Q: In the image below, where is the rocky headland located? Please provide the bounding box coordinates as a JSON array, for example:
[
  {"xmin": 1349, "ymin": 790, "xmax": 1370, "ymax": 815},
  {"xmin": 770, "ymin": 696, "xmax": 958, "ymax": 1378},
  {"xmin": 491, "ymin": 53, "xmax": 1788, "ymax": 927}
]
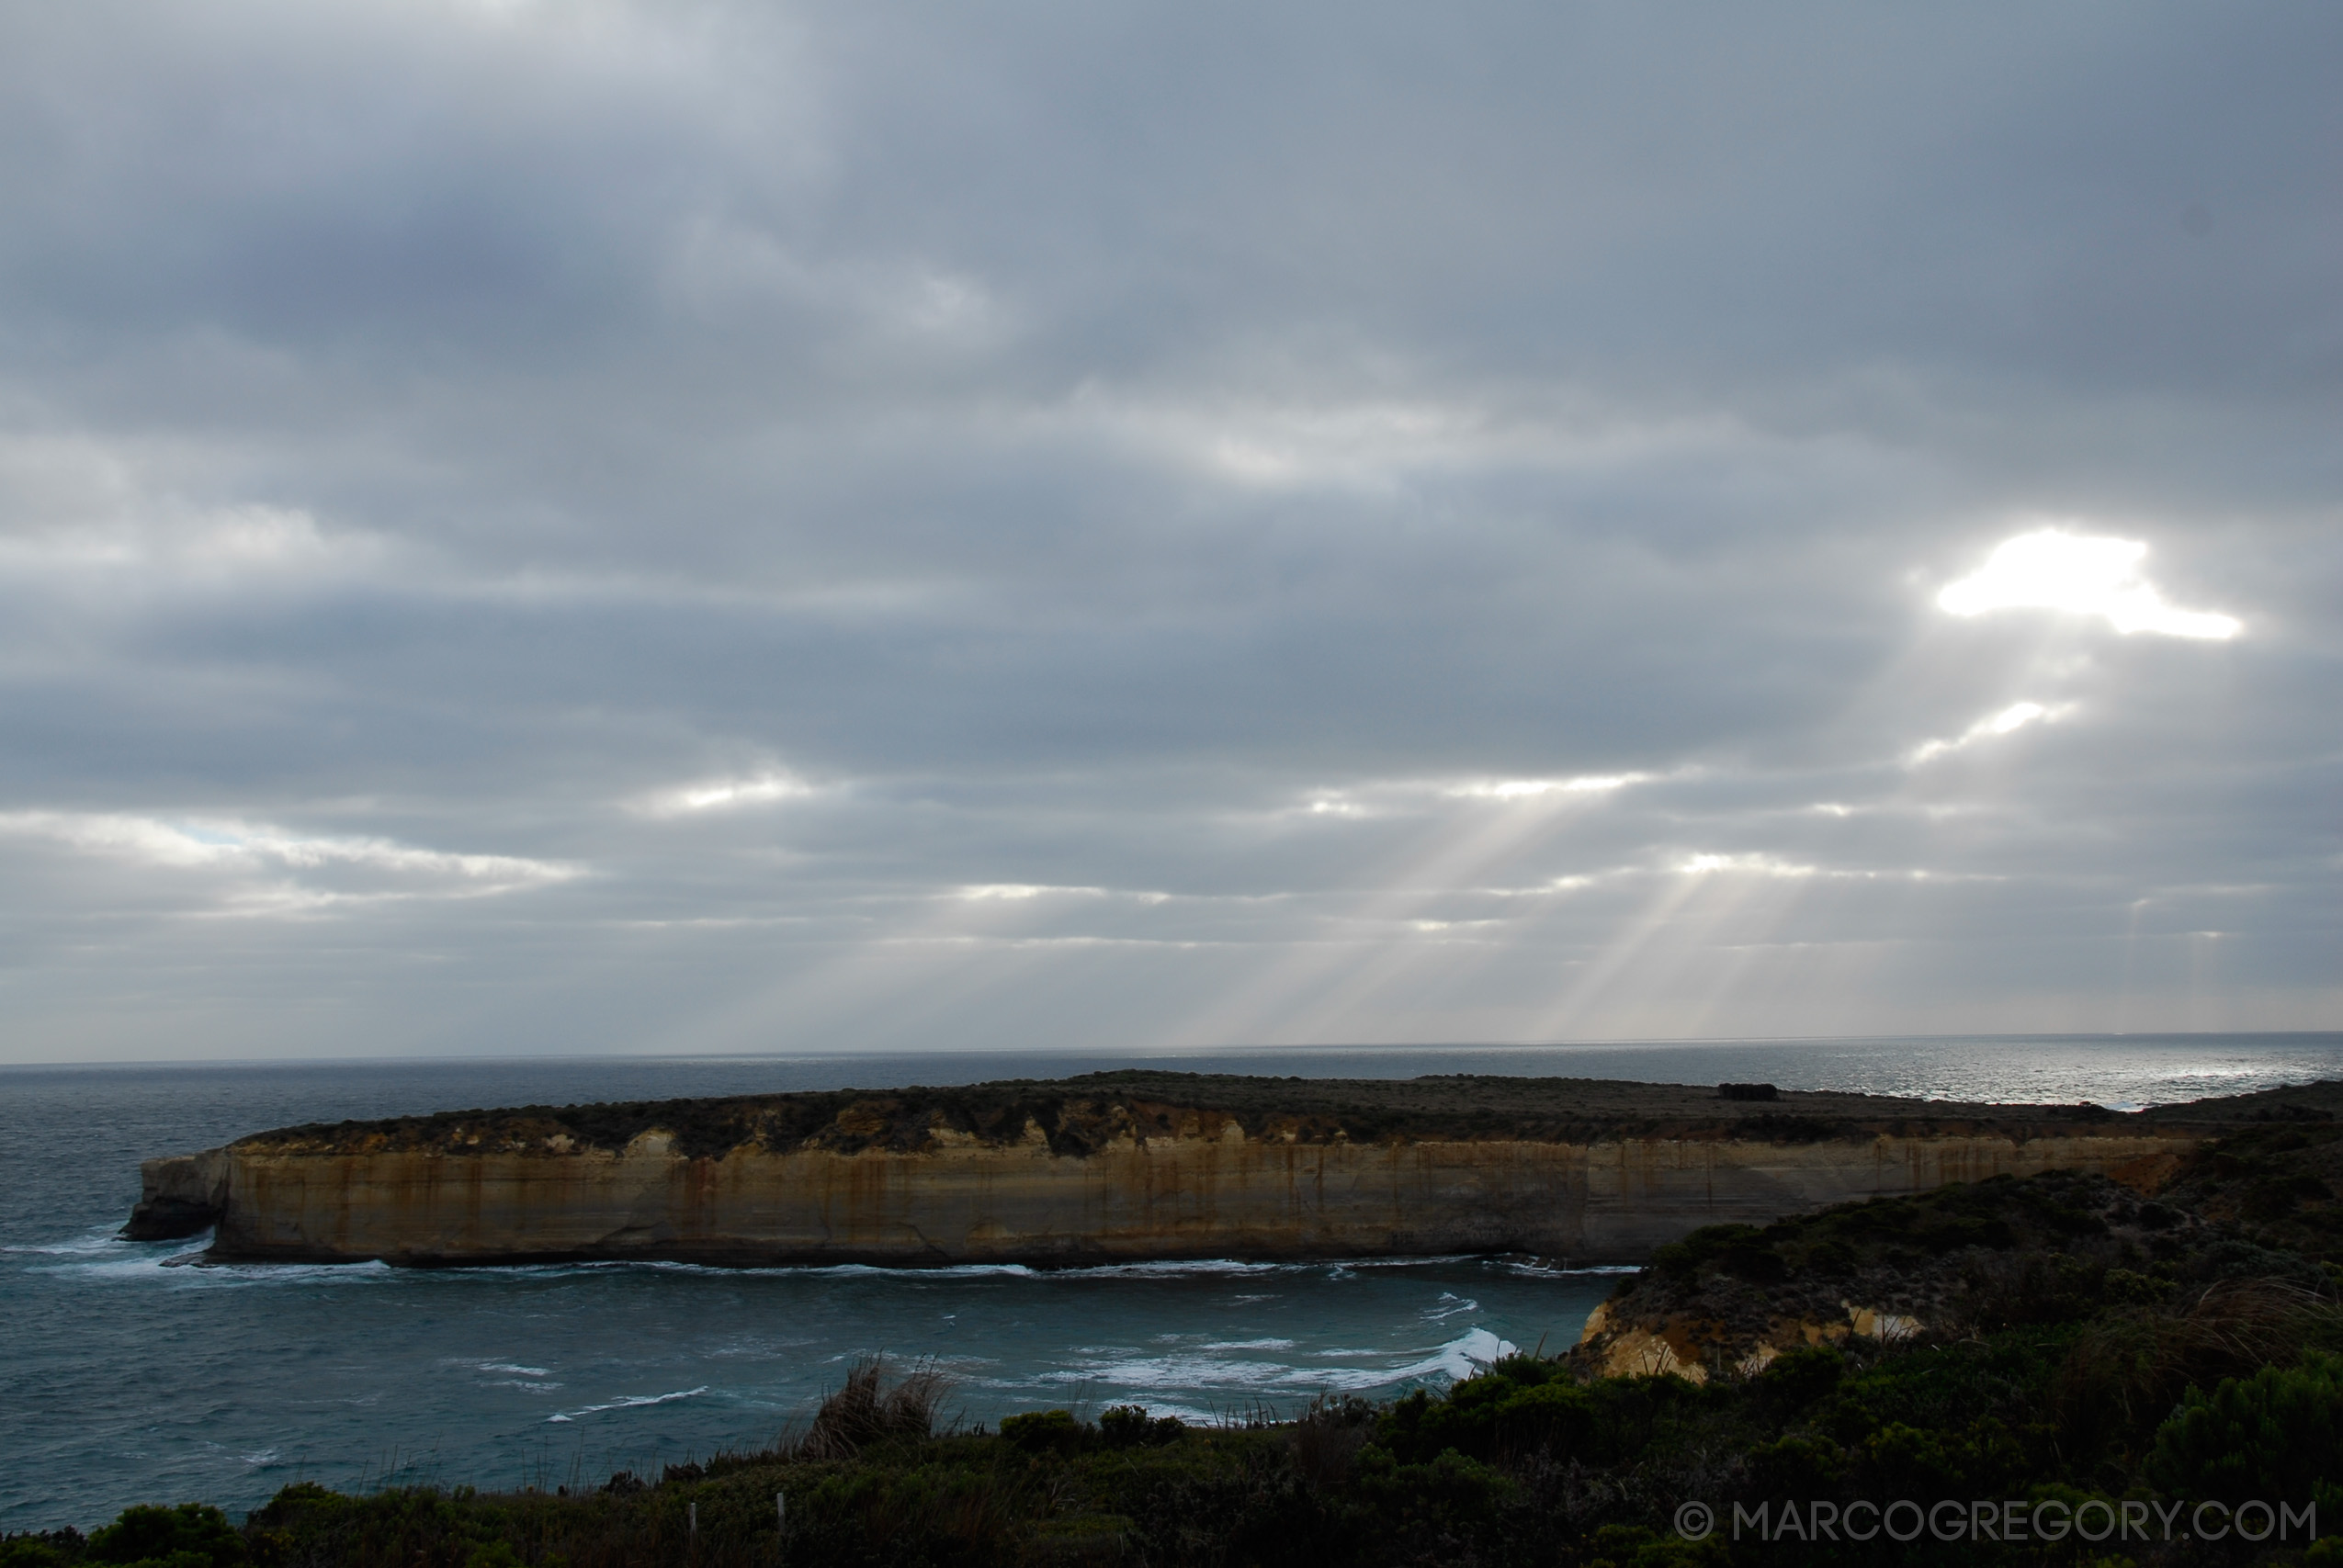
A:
[
  {"xmin": 1575, "ymin": 1077, "xmax": 2343, "ymax": 1380},
  {"xmin": 66, "ymin": 1077, "xmax": 2343, "ymax": 1566},
  {"xmin": 120, "ymin": 1069, "xmax": 2242, "ymax": 1268}
]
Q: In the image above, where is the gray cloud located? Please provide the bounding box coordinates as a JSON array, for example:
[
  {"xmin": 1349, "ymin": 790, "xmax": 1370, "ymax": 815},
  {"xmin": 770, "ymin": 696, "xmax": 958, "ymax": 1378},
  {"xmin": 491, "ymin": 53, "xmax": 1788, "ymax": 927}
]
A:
[{"xmin": 0, "ymin": 0, "xmax": 2336, "ymax": 1061}]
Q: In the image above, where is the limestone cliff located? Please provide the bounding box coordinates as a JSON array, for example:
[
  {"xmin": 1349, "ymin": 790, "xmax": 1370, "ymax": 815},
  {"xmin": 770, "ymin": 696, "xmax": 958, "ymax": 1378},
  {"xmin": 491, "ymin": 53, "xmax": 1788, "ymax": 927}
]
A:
[
  {"xmin": 120, "ymin": 1148, "xmax": 230, "ymax": 1241},
  {"xmin": 122, "ymin": 1070, "xmax": 2219, "ymax": 1267}
]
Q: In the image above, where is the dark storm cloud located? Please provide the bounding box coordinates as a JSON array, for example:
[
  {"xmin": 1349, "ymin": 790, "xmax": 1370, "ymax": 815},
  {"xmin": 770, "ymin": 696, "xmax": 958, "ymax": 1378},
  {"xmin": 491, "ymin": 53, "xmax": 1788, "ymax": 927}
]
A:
[{"xmin": 0, "ymin": 0, "xmax": 2335, "ymax": 1060}]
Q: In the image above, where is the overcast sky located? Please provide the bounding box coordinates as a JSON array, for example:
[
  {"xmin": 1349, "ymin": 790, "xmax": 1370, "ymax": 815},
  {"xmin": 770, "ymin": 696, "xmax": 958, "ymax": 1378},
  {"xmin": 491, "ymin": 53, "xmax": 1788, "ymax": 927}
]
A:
[{"xmin": 0, "ymin": 1, "xmax": 2336, "ymax": 1063}]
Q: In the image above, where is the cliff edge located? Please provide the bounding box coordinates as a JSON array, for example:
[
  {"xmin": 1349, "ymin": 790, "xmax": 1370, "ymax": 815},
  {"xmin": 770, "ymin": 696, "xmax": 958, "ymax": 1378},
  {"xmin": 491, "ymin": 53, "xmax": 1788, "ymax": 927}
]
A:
[{"xmin": 122, "ymin": 1069, "xmax": 2277, "ymax": 1268}]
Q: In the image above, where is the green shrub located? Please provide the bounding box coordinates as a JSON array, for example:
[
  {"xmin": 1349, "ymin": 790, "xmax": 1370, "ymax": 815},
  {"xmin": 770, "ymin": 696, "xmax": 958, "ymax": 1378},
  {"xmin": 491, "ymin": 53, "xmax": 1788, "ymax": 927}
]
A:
[
  {"xmin": 2099, "ymin": 1268, "xmax": 2170, "ymax": 1305},
  {"xmin": 1755, "ymin": 1345, "xmax": 1845, "ymax": 1414},
  {"xmin": 2146, "ymin": 1349, "xmax": 2343, "ymax": 1506},
  {"xmin": 1649, "ymin": 1224, "xmax": 1767, "ymax": 1280},
  {"xmin": 1855, "ymin": 1416, "xmax": 2029, "ymax": 1498},
  {"xmin": 1744, "ymin": 1432, "xmax": 1845, "ymax": 1496},
  {"xmin": 1352, "ymin": 1445, "xmax": 1518, "ymax": 1524},
  {"xmin": 85, "ymin": 1505, "xmax": 244, "ymax": 1568},
  {"xmin": 1373, "ymin": 1364, "xmax": 1596, "ymax": 1464},
  {"xmin": 1096, "ymin": 1404, "xmax": 1183, "ymax": 1448},
  {"xmin": 999, "ymin": 1408, "xmax": 1084, "ymax": 1453},
  {"xmin": 0, "ymin": 1540, "xmax": 74, "ymax": 1568},
  {"xmin": 1585, "ymin": 1523, "xmax": 1726, "ymax": 1568}
]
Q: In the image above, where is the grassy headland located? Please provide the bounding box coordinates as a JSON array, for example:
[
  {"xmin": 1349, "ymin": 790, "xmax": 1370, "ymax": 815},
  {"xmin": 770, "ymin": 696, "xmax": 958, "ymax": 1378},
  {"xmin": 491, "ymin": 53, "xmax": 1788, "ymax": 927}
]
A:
[{"xmin": 223, "ymin": 1068, "xmax": 2216, "ymax": 1159}]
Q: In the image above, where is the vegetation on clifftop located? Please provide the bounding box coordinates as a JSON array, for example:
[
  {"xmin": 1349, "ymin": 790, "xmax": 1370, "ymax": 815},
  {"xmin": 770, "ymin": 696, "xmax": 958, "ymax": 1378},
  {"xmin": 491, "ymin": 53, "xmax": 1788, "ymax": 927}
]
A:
[{"xmin": 225, "ymin": 1070, "xmax": 2233, "ymax": 1160}]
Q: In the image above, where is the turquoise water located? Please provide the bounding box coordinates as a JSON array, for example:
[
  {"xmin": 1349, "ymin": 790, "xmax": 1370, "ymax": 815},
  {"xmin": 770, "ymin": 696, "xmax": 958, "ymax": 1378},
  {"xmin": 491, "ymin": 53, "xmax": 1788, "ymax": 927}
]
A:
[{"xmin": 6, "ymin": 1036, "xmax": 2340, "ymax": 1530}]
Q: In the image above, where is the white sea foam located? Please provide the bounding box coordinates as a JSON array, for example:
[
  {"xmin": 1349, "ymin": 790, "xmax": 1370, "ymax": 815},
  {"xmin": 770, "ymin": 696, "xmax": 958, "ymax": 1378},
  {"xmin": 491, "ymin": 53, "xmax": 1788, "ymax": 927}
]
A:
[
  {"xmin": 1046, "ymin": 1355, "xmax": 1293, "ymax": 1390},
  {"xmin": 6, "ymin": 1226, "xmax": 144, "ymax": 1258},
  {"xmin": 1423, "ymin": 1327, "xmax": 1515, "ymax": 1380},
  {"xmin": 770, "ymin": 1261, "xmax": 1042, "ymax": 1280},
  {"xmin": 1132, "ymin": 1404, "xmax": 1219, "ymax": 1425},
  {"xmin": 1305, "ymin": 1327, "xmax": 1519, "ymax": 1391},
  {"xmin": 1490, "ymin": 1259, "xmax": 1640, "ymax": 1278},
  {"xmin": 32, "ymin": 1246, "xmax": 395, "ymax": 1287},
  {"xmin": 1043, "ymin": 1326, "xmax": 1517, "ymax": 1396},
  {"xmin": 1063, "ymin": 1258, "xmax": 1289, "ymax": 1278},
  {"xmin": 43, "ymin": 1250, "xmax": 213, "ymax": 1282},
  {"xmin": 35, "ymin": 1246, "xmax": 1588, "ymax": 1287},
  {"xmin": 482, "ymin": 1258, "xmax": 1047, "ymax": 1281},
  {"xmin": 154, "ymin": 1260, "xmax": 397, "ymax": 1288},
  {"xmin": 549, "ymin": 1386, "xmax": 709, "ymax": 1422}
]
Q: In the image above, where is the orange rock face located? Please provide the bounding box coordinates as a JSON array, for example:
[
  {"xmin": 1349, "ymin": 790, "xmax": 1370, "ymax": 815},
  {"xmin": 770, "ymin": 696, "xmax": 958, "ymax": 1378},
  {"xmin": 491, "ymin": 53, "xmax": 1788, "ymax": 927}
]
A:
[{"xmin": 159, "ymin": 1125, "xmax": 2193, "ymax": 1267}]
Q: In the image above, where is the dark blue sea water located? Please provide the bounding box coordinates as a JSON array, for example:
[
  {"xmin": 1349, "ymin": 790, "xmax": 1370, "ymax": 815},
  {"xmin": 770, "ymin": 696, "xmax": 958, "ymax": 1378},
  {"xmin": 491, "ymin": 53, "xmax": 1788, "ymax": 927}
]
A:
[{"xmin": 6, "ymin": 1035, "xmax": 2341, "ymax": 1532}]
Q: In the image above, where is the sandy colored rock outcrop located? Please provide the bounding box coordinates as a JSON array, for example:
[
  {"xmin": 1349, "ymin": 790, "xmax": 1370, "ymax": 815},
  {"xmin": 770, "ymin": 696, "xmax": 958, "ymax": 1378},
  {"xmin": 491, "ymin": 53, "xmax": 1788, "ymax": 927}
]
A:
[{"xmin": 1576, "ymin": 1297, "xmax": 1925, "ymax": 1383}]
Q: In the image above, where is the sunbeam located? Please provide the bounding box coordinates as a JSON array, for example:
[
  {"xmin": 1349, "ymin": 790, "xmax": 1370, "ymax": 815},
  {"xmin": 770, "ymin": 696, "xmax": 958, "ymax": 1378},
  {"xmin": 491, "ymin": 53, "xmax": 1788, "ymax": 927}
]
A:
[{"xmin": 1163, "ymin": 781, "xmax": 1645, "ymax": 1048}]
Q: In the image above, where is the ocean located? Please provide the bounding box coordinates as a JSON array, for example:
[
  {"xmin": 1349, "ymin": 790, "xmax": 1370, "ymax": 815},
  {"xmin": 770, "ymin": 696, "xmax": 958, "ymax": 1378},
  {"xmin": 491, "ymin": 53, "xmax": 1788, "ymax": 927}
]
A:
[{"xmin": 6, "ymin": 1034, "xmax": 2341, "ymax": 1532}]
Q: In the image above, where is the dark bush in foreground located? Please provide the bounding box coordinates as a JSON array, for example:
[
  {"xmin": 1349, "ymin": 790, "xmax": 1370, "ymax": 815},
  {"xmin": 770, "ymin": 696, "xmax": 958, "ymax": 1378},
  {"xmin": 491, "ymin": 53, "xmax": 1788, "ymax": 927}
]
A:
[
  {"xmin": 85, "ymin": 1505, "xmax": 244, "ymax": 1568},
  {"xmin": 2148, "ymin": 1349, "xmax": 2343, "ymax": 1508}
]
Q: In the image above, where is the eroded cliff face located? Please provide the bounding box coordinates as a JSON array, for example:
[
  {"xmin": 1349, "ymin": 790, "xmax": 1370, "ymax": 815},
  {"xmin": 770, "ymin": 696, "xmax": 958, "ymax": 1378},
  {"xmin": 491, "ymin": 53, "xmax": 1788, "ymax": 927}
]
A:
[
  {"xmin": 120, "ymin": 1073, "xmax": 2229, "ymax": 1267},
  {"xmin": 121, "ymin": 1149, "xmax": 231, "ymax": 1240},
  {"xmin": 166, "ymin": 1121, "xmax": 2187, "ymax": 1267}
]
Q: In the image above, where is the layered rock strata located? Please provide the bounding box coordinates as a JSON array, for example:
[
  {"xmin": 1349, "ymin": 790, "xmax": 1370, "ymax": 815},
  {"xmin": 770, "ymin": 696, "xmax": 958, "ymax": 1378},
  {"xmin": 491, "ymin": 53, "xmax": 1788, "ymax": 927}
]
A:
[{"xmin": 124, "ymin": 1071, "xmax": 2204, "ymax": 1268}]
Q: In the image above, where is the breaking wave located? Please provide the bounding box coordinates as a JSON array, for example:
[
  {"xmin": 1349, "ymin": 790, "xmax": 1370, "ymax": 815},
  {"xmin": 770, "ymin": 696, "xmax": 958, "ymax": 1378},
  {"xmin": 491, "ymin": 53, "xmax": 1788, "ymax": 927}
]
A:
[{"xmin": 548, "ymin": 1387, "xmax": 709, "ymax": 1423}]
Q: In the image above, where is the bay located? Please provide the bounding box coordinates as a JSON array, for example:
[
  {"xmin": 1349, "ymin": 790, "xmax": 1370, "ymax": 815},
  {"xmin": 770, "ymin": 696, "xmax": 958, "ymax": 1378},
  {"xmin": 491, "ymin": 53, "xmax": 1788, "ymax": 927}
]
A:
[{"xmin": 5, "ymin": 1034, "xmax": 2339, "ymax": 1531}]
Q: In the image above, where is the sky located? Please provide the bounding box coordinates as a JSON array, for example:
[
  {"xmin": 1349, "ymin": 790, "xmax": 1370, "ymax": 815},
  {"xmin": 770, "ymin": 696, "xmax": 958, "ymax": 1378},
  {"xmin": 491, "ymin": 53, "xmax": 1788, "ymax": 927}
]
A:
[{"xmin": 0, "ymin": 1, "xmax": 2337, "ymax": 1063}]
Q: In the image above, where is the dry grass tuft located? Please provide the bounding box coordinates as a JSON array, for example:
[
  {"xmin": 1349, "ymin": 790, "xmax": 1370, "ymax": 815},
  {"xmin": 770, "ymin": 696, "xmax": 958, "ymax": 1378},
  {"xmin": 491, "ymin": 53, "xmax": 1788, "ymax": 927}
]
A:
[
  {"xmin": 1288, "ymin": 1393, "xmax": 1376, "ymax": 1490},
  {"xmin": 2055, "ymin": 1277, "xmax": 2341, "ymax": 1450},
  {"xmin": 795, "ymin": 1355, "xmax": 955, "ymax": 1461}
]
